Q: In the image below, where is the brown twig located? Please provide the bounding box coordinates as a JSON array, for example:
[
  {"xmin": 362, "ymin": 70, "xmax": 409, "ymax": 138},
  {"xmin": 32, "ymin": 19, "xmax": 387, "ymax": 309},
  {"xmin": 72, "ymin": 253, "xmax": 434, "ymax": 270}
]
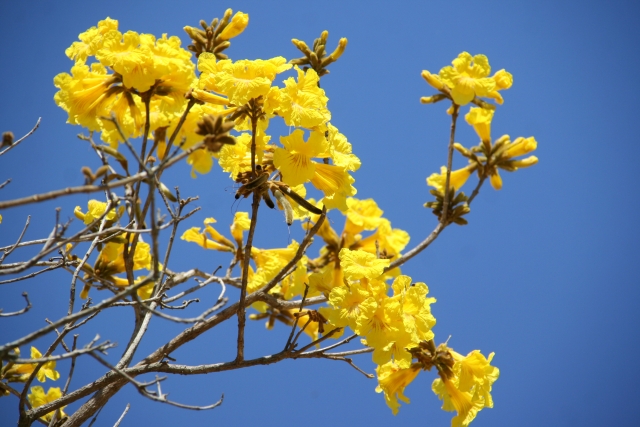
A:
[
  {"xmin": 0, "ymin": 292, "xmax": 32, "ymax": 317},
  {"xmin": 0, "ymin": 117, "xmax": 41, "ymax": 158}
]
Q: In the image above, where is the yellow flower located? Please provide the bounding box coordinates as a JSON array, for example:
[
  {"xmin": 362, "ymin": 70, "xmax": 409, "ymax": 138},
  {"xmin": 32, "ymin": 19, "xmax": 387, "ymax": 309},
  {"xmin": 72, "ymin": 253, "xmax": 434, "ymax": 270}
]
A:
[
  {"xmin": 465, "ymin": 107, "xmax": 494, "ymax": 143},
  {"xmin": 274, "ymin": 130, "xmax": 357, "ymax": 212},
  {"xmin": 375, "ymin": 362, "xmax": 421, "ymax": 415},
  {"xmin": 86, "ymin": 237, "xmax": 154, "ymax": 298},
  {"xmin": 199, "ymin": 56, "xmax": 291, "ymax": 106},
  {"xmin": 248, "ymin": 241, "xmax": 302, "ymax": 294},
  {"xmin": 439, "ymin": 52, "xmax": 500, "ymax": 106},
  {"xmin": 275, "ymin": 130, "xmax": 329, "ymax": 186},
  {"xmin": 110, "ymin": 276, "xmax": 155, "ymax": 300},
  {"xmin": 74, "ymin": 200, "xmax": 120, "ymax": 225},
  {"xmin": 27, "ymin": 386, "xmax": 67, "ymax": 422},
  {"xmin": 326, "ymin": 280, "xmax": 377, "ymax": 331},
  {"xmin": 432, "ymin": 347, "xmax": 499, "ymax": 427},
  {"xmin": 55, "ymin": 20, "xmax": 196, "ymax": 145},
  {"xmin": 487, "ymin": 69, "xmax": 513, "ymax": 104},
  {"xmin": 219, "ymin": 11, "xmax": 249, "ymax": 40},
  {"xmin": 344, "ymin": 197, "xmax": 384, "ymax": 235},
  {"xmin": 490, "ymin": 135, "xmax": 538, "ymax": 190},
  {"xmin": 433, "ymin": 378, "xmax": 483, "ymax": 427},
  {"xmin": 4, "ymin": 347, "xmax": 60, "ymax": 383},
  {"xmin": 421, "ymin": 70, "xmax": 445, "ymax": 91},
  {"xmin": 339, "ymin": 248, "xmax": 390, "ymax": 281},
  {"xmin": 391, "ymin": 277, "xmax": 436, "ymax": 343},
  {"xmin": 65, "ymin": 17, "xmax": 118, "ymax": 64},
  {"xmin": 326, "ymin": 123, "xmax": 361, "ymax": 172},
  {"xmin": 181, "ymin": 228, "xmax": 233, "ymax": 252},
  {"xmin": 427, "ymin": 165, "xmax": 476, "ymax": 193},
  {"xmin": 356, "ymin": 218, "xmax": 410, "ymax": 260},
  {"xmin": 276, "ymin": 66, "xmax": 331, "ymax": 129},
  {"xmin": 230, "ymin": 212, "xmax": 251, "ymax": 246}
]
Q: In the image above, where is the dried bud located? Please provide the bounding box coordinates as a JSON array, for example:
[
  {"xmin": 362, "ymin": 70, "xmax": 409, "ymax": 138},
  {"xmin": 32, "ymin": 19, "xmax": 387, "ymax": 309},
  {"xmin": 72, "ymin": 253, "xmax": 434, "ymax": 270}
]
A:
[{"xmin": 1, "ymin": 131, "xmax": 13, "ymax": 148}]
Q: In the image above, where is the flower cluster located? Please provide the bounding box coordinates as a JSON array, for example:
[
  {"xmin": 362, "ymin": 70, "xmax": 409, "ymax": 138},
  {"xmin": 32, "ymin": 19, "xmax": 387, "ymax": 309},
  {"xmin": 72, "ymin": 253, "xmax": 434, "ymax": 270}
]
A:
[
  {"xmin": 422, "ymin": 52, "xmax": 538, "ymax": 225},
  {"xmin": 45, "ymin": 14, "xmax": 520, "ymax": 426},
  {"xmin": 1, "ymin": 347, "xmax": 66, "ymax": 422},
  {"xmin": 54, "ymin": 18, "xmax": 197, "ymax": 147}
]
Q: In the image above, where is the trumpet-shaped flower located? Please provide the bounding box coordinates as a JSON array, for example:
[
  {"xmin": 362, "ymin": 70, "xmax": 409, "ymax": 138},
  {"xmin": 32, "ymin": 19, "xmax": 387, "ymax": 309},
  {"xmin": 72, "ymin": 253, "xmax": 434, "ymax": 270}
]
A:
[
  {"xmin": 274, "ymin": 130, "xmax": 356, "ymax": 211},
  {"xmin": 465, "ymin": 107, "xmax": 494, "ymax": 143},
  {"xmin": 27, "ymin": 386, "xmax": 67, "ymax": 422},
  {"xmin": 339, "ymin": 248, "xmax": 390, "ymax": 281},
  {"xmin": 219, "ymin": 11, "xmax": 249, "ymax": 40},
  {"xmin": 276, "ymin": 66, "xmax": 330, "ymax": 129},
  {"xmin": 326, "ymin": 123, "xmax": 361, "ymax": 172},
  {"xmin": 375, "ymin": 362, "xmax": 421, "ymax": 415},
  {"xmin": 427, "ymin": 165, "xmax": 476, "ymax": 193},
  {"xmin": 65, "ymin": 17, "xmax": 118, "ymax": 64},
  {"xmin": 74, "ymin": 200, "xmax": 120, "ymax": 225},
  {"xmin": 433, "ymin": 347, "xmax": 499, "ymax": 427},
  {"xmin": 4, "ymin": 347, "xmax": 60, "ymax": 383},
  {"xmin": 344, "ymin": 197, "xmax": 384, "ymax": 235},
  {"xmin": 439, "ymin": 52, "xmax": 506, "ymax": 106},
  {"xmin": 199, "ymin": 56, "xmax": 291, "ymax": 106}
]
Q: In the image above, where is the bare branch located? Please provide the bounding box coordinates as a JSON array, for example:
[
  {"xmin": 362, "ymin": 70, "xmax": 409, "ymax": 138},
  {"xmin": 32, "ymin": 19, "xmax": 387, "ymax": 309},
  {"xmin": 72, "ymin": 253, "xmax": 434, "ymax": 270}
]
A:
[
  {"xmin": 0, "ymin": 262, "xmax": 67, "ymax": 285},
  {"xmin": 0, "ymin": 140, "xmax": 205, "ymax": 211},
  {"xmin": 0, "ymin": 117, "xmax": 41, "ymax": 157},
  {"xmin": 0, "ymin": 277, "xmax": 155, "ymax": 356},
  {"xmin": 0, "ymin": 215, "xmax": 30, "ymax": 264},
  {"xmin": 9, "ymin": 341, "xmax": 115, "ymax": 364},
  {"xmin": 112, "ymin": 403, "xmax": 130, "ymax": 427},
  {"xmin": 0, "ymin": 292, "xmax": 32, "ymax": 317}
]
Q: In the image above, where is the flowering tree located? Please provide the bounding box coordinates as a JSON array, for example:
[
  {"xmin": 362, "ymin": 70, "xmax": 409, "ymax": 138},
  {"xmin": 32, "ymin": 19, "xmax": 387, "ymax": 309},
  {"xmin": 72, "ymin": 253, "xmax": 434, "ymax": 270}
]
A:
[{"xmin": 0, "ymin": 9, "xmax": 537, "ymax": 427}]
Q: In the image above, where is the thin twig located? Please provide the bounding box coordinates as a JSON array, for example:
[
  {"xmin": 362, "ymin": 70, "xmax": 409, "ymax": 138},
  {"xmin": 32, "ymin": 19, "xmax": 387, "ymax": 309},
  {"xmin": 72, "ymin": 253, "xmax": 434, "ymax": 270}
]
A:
[
  {"xmin": 9, "ymin": 341, "xmax": 115, "ymax": 364},
  {"xmin": 0, "ymin": 277, "xmax": 155, "ymax": 355},
  {"xmin": 0, "ymin": 292, "xmax": 32, "ymax": 317},
  {"xmin": 0, "ymin": 215, "xmax": 30, "ymax": 264},
  {"xmin": 0, "ymin": 117, "xmax": 41, "ymax": 157},
  {"xmin": 112, "ymin": 403, "xmax": 130, "ymax": 427},
  {"xmin": 235, "ymin": 192, "xmax": 260, "ymax": 362},
  {"xmin": 440, "ymin": 104, "xmax": 460, "ymax": 226}
]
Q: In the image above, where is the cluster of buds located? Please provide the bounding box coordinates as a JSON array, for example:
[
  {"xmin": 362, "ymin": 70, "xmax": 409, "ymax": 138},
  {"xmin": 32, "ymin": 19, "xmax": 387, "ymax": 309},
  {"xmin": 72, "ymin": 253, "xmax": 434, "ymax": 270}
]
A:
[
  {"xmin": 195, "ymin": 114, "xmax": 236, "ymax": 153},
  {"xmin": 234, "ymin": 166, "xmax": 322, "ymax": 225},
  {"xmin": 291, "ymin": 31, "xmax": 347, "ymax": 77},
  {"xmin": 408, "ymin": 340, "xmax": 456, "ymax": 378},
  {"xmin": 183, "ymin": 9, "xmax": 248, "ymax": 59},
  {"xmin": 424, "ymin": 188, "xmax": 471, "ymax": 225}
]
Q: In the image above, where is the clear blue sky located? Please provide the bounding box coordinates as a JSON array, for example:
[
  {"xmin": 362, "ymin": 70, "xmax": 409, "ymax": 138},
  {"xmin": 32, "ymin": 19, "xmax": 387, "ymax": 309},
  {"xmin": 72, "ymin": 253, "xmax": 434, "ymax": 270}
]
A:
[{"xmin": 1, "ymin": 1, "xmax": 639, "ymax": 426}]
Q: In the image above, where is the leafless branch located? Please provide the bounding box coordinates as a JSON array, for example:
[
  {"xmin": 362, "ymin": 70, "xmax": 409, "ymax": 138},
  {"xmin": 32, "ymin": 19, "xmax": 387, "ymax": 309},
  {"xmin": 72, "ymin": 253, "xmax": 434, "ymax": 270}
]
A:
[
  {"xmin": 0, "ymin": 215, "xmax": 30, "ymax": 264},
  {"xmin": 9, "ymin": 340, "xmax": 115, "ymax": 364},
  {"xmin": 0, "ymin": 117, "xmax": 41, "ymax": 157},
  {"xmin": 112, "ymin": 403, "xmax": 130, "ymax": 427},
  {"xmin": 0, "ymin": 277, "xmax": 155, "ymax": 356},
  {"xmin": 0, "ymin": 292, "xmax": 32, "ymax": 317}
]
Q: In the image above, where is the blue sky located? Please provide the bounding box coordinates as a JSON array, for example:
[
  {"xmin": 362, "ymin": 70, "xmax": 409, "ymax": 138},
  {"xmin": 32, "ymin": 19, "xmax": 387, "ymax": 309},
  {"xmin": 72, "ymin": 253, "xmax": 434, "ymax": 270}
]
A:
[{"xmin": 1, "ymin": 1, "xmax": 639, "ymax": 426}]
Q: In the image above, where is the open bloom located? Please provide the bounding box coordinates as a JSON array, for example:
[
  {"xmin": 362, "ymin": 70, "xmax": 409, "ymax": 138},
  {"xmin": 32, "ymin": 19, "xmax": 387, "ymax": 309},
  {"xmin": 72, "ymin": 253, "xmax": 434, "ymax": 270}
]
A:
[
  {"xmin": 438, "ymin": 52, "xmax": 512, "ymax": 106},
  {"xmin": 3, "ymin": 347, "xmax": 60, "ymax": 383},
  {"xmin": 274, "ymin": 129, "xmax": 356, "ymax": 211},
  {"xmin": 432, "ymin": 347, "xmax": 499, "ymax": 427},
  {"xmin": 376, "ymin": 362, "xmax": 421, "ymax": 415},
  {"xmin": 27, "ymin": 386, "xmax": 67, "ymax": 422}
]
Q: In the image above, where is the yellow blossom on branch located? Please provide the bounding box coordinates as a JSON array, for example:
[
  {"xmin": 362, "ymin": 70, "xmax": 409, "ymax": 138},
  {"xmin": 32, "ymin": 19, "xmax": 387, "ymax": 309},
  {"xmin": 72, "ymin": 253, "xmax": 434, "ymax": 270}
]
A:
[
  {"xmin": 432, "ymin": 347, "xmax": 499, "ymax": 427},
  {"xmin": 375, "ymin": 362, "xmax": 421, "ymax": 415},
  {"xmin": 437, "ymin": 52, "xmax": 513, "ymax": 106},
  {"xmin": 218, "ymin": 11, "xmax": 249, "ymax": 40},
  {"xmin": 27, "ymin": 386, "xmax": 67, "ymax": 422},
  {"xmin": 3, "ymin": 347, "xmax": 60, "ymax": 383}
]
